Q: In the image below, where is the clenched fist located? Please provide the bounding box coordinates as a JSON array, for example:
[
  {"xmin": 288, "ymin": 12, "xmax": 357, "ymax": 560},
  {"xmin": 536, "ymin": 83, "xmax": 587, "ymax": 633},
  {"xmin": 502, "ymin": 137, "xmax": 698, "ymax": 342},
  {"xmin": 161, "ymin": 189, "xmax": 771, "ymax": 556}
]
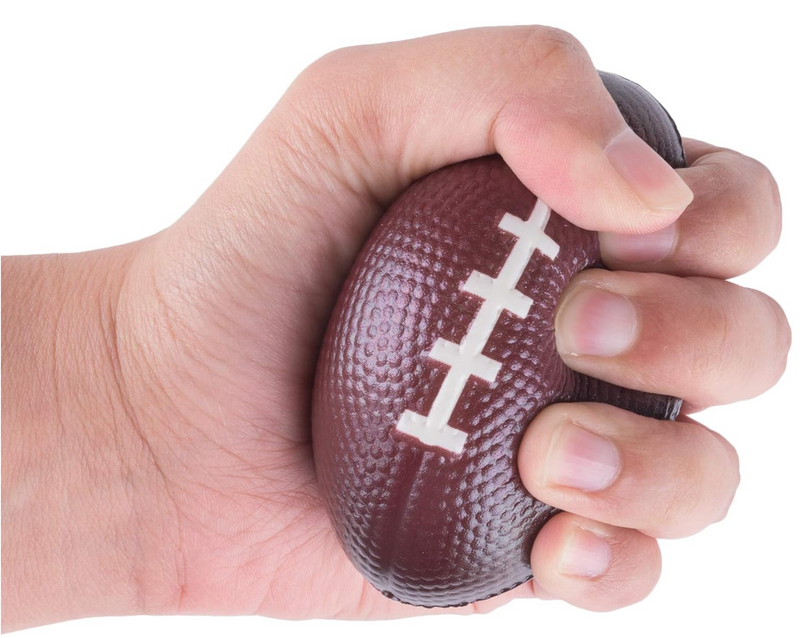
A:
[{"xmin": 1, "ymin": 26, "xmax": 789, "ymax": 631}]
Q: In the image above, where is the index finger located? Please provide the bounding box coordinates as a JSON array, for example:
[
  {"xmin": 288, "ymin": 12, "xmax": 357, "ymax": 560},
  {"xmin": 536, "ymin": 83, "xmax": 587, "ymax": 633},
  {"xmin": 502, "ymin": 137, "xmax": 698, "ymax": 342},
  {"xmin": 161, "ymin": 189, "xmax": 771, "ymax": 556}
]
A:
[{"xmin": 599, "ymin": 138, "xmax": 782, "ymax": 278}]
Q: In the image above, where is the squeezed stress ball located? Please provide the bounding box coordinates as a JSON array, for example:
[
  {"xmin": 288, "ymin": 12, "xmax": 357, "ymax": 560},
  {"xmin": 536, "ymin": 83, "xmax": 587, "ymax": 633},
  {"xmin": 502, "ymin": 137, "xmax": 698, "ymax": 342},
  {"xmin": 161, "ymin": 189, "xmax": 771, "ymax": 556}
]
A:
[{"xmin": 312, "ymin": 72, "xmax": 685, "ymax": 607}]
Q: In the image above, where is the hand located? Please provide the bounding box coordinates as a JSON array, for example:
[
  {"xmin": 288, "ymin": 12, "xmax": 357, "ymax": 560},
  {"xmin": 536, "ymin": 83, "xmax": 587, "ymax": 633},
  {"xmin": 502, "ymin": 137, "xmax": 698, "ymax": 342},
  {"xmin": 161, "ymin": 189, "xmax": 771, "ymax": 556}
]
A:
[{"xmin": 1, "ymin": 26, "xmax": 789, "ymax": 630}]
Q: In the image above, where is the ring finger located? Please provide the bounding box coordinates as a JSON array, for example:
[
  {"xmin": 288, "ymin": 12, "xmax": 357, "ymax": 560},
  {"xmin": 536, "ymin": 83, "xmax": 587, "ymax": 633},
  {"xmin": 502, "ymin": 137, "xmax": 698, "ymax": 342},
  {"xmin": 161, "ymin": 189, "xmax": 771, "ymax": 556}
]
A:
[{"xmin": 554, "ymin": 269, "xmax": 790, "ymax": 411}]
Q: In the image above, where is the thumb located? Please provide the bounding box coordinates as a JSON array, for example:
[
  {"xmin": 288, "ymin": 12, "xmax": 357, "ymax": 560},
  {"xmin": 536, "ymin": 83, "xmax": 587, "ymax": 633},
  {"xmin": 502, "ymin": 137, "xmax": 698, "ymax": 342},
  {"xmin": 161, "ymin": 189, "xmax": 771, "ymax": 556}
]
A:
[
  {"xmin": 160, "ymin": 26, "xmax": 694, "ymax": 328},
  {"xmin": 220, "ymin": 25, "xmax": 691, "ymax": 243}
]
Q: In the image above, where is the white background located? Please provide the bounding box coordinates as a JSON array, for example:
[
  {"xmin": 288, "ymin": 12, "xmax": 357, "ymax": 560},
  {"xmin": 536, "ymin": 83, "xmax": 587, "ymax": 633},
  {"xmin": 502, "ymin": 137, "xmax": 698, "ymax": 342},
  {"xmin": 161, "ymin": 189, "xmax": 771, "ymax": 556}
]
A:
[{"xmin": 2, "ymin": 0, "xmax": 798, "ymax": 636}]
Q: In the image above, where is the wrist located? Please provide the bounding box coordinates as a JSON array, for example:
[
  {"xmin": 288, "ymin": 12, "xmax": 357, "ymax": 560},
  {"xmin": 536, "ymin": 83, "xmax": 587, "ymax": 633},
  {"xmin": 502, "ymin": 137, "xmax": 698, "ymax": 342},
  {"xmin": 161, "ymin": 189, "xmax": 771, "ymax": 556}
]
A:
[{"xmin": 1, "ymin": 242, "xmax": 180, "ymax": 630}]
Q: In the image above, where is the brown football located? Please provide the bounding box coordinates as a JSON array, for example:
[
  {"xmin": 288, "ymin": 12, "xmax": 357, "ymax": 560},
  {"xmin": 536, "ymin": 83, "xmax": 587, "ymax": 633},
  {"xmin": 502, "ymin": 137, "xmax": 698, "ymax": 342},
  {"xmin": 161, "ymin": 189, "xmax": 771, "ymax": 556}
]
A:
[{"xmin": 312, "ymin": 72, "xmax": 685, "ymax": 607}]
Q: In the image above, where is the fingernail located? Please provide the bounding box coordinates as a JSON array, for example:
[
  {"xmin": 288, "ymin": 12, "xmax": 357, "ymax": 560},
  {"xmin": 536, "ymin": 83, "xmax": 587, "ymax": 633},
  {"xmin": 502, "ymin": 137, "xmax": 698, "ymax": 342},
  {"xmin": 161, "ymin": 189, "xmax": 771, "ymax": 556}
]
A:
[
  {"xmin": 556, "ymin": 286, "xmax": 638, "ymax": 357},
  {"xmin": 559, "ymin": 527, "xmax": 612, "ymax": 578},
  {"xmin": 545, "ymin": 422, "xmax": 620, "ymax": 491},
  {"xmin": 605, "ymin": 127, "xmax": 693, "ymax": 213},
  {"xmin": 599, "ymin": 223, "xmax": 677, "ymax": 263}
]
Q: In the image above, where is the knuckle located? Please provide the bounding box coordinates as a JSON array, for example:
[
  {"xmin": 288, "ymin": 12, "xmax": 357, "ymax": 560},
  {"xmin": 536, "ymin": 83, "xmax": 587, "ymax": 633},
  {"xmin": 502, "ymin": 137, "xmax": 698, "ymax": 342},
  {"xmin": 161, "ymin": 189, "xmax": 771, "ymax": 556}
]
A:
[
  {"xmin": 685, "ymin": 284, "xmax": 790, "ymax": 401},
  {"xmin": 747, "ymin": 158, "xmax": 783, "ymax": 255},
  {"xmin": 643, "ymin": 424, "xmax": 706, "ymax": 536},
  {"xmin": 700, "ymin": 426, "xmax": 741, "ymax": 523},
  {"xmin": 703, "ymin": 151, "xmax": 782, "ymax": 274},
  {"xmin": 273, "ymin": 46, "xmax": 388, "ymax": 200},
  {"xmin": 292, "ymin": 45, "xmax": 379, "ymax": 118},
  {"xmin": 753, "ymin": 158, "xmax": 782, "ymax": 209},
  {"xmin": 655, "ymin": 460, "xmax": 704, "ymax": 537},
  {"xmin": 513, "ymin": 26, "xmax": 590, "ymax": 77},
  {"xmin": 301, "ymin": 45, "xmax": 361, "ymax": 81},
  {"xmin": 762, "ymin": 292, "xmax": 792, "ymax": 381},
  {"xmin": 653, "ymin": 424, "xmax": 740, "ymax": 536},
  {"xmin": 717, "ymin": 447, "xmax": 741, "ymax": 523},
  {"xmin": 684, "ymin": 279, "xmax": 731, "ymax": 383}
]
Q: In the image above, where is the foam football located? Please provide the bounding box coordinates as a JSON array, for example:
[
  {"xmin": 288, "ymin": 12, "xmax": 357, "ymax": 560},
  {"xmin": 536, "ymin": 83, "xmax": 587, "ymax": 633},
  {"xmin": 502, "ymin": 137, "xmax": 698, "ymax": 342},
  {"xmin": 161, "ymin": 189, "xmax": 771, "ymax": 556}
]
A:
[{"xmin": 312, "ymin": 72, "xmax": 685, "ymax": 607}]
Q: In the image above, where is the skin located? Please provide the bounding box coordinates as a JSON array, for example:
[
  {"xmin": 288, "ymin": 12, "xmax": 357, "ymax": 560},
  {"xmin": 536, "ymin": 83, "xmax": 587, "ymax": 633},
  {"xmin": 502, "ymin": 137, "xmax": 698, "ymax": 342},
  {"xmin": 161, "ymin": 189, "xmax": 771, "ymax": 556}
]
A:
[{"xmin": 0, "ymin": 25, "xmax": 791, "ymax": 631}]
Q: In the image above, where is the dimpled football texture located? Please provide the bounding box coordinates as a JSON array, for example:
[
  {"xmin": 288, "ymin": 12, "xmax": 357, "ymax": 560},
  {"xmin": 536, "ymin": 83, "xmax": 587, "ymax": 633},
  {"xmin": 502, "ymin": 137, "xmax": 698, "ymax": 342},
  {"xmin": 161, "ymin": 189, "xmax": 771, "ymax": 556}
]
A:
[{"xmin": 312, "ymin": 72, "xmax": 685, "ymax": 607}]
